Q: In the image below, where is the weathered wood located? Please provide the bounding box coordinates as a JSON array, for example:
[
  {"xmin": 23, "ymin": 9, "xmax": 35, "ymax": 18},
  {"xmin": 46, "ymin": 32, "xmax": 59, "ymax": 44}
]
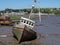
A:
[{"xmin": 12, "ymin": 26, "xmax": 37, "ymax": 43}]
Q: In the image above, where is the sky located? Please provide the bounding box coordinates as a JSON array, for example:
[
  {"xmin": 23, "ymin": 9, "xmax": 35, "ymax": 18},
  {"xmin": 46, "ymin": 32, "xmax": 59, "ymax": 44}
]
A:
[{"xmin": 0, "ymin": 0, "xmax": 60, "ymax": 10}]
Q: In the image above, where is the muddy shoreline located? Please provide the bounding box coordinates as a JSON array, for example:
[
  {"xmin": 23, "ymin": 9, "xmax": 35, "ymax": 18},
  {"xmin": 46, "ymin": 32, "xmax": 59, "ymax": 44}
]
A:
[{"xmin": 0, "ymin": 15, "xmax": 60, "ymax": 45}]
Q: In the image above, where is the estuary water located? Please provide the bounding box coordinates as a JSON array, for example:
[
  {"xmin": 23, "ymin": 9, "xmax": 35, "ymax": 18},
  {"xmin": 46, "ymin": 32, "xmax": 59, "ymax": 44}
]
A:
[
  {"xmin": 34, "ymin": 15, "xmax": 60, "ymax": 45},
  {"xmin": 0, "ymin": 15, "xmax": 60, "ymax": 45}
]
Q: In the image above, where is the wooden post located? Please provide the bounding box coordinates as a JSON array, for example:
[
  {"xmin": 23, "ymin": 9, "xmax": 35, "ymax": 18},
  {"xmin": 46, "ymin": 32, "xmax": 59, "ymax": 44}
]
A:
[{"xmin": 38, "ymin": 8, "xmax": 41, "ymax": 23}]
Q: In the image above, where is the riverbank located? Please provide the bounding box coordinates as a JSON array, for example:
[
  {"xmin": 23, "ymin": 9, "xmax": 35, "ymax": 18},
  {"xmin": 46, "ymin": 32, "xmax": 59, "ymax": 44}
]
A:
[{"xmin": 0, "ymin": 15, "xmax": 60, "ymax": 45}]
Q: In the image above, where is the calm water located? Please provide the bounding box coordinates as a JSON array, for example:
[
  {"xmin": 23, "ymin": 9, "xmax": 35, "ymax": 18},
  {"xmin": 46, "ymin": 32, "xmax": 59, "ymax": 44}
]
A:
[{"xmin": 0, "ymin": 15, "xmax": 60, "ymax": 45}]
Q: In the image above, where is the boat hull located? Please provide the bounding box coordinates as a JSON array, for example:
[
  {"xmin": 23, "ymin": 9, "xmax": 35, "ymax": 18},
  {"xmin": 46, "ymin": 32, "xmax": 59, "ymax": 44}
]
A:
[{"xmin": 12, "ymin": 26, "xmax": 37, "ymax": 43}]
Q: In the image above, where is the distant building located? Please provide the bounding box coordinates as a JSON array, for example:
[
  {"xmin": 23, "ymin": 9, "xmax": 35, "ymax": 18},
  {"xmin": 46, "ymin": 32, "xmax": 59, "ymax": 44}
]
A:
[
  {"xmin": 1, "ymin": 12, "xmax": 26, "ymax": 16},
  {"xmin": 57, "ymin": 8, "xmax": 60, "ymax": 10}
]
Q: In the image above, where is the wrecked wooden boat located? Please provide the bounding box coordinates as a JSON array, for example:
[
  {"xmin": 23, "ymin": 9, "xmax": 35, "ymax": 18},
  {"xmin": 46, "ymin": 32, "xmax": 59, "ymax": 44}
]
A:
[
  {"xmin": 12, "ymin": 0, "xmax": 40, "ymax": 43},
  {"xmin": 0, "ymin": 16, "xmax": 11, "ymax": 25},
  {"xmin": 12, "ymin": 17, "xmax": 37, "ymax": 43}
]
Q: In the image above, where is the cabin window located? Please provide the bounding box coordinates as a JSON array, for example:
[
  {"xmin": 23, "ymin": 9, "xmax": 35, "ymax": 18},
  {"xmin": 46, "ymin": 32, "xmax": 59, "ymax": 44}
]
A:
[
  {"xmin": 21, "ymin": 20, "xmax": 23, "ymax": 22},
  {"xmin": 31, "ymin": 23, "xmax": 34, "ymax": 26},
  {"xmin": 27, "ymin": 21, "xmax": 28, "ymax": 24},
  {"xmin": 29, "ymin": 22, "xmax": 31, "ymax": 25},
  {"xmin": 24, "ymin": 20, "xmax": 26, "ymax": 23}
]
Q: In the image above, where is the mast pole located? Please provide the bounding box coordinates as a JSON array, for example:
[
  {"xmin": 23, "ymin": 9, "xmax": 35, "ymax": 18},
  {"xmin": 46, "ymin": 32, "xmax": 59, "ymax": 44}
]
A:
[
  {"xmin": 29, "ymin": 6, "xmax": 34, "ymax": 19},
  {"xmin": 29, "ymin": 0, "xmax": 36, "ymax": 19}
]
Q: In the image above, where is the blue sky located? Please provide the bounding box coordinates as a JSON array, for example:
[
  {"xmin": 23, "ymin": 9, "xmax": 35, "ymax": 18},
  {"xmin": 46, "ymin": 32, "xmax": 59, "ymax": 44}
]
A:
[{"xmin": 0, "ymin": 0, "xmax": 60, "ymax": 10}]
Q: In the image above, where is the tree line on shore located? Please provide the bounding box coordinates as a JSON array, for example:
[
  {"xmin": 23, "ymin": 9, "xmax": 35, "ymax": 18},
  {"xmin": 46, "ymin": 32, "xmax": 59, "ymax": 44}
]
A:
[{"xmin": 0, "ymin": 8, "xmax": 60, "ymax": 15}]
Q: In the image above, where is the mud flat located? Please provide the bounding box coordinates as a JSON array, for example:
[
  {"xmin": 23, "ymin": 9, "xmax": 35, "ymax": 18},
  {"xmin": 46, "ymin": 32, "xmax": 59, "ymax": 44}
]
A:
[{"xmin": 0, "ymin": 15, "xmax": 60, "ymax": 45}]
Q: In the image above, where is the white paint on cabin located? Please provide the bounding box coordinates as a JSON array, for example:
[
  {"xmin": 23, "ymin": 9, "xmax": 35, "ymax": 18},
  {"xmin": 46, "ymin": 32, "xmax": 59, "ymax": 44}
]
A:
[
  {"xmin": 14, "ymin": 17, "xmax": 35, "ymax": 29},
  {"xmin": 20, "ymin": 17, "xmax": 35, "ymax": 28}
]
